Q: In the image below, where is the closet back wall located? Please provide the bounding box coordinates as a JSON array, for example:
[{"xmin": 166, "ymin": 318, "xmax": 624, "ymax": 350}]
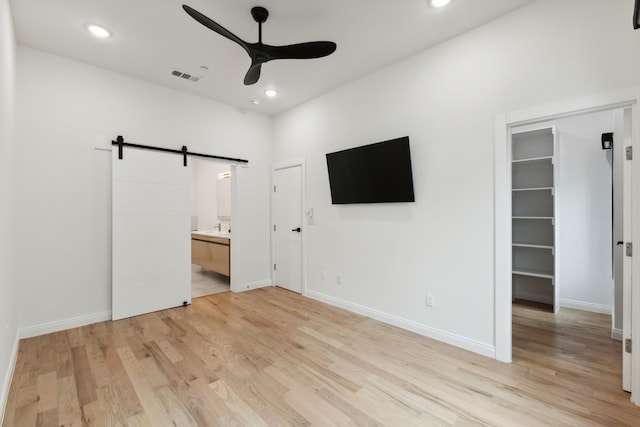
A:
[
  {"xmin": 15, "ymin": 46, "xmax": 272, "ymax": 332},
  {"xmin": 556, "ymin": 111, "xmax": 615, "ymax": 312}
]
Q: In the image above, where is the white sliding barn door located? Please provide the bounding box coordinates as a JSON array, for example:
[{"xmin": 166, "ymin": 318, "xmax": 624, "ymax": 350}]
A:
[{"xmin": 112, "ymin": 148, "xmax": 191, "ymax": 320}]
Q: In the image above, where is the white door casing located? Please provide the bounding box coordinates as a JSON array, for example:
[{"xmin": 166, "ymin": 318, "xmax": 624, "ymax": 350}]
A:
[
  {"xmin": 273, "ymin": 164, "xmax": 303, "ymax": 293},
  {"xmin": 630, "ymin": 98, "xmax": 640, "ymax": 405},
  {"xmin": 622, "ymin": 107, "xmax": 633, "ymax": 392},
  {"xmin": 112, "ymin": 147, "xmax": 191, "ymax": 320}
]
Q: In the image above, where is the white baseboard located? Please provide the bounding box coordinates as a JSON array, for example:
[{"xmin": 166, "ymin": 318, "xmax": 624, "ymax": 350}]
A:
[
  {"xmin": 514, "ymin": 291, "xmax": 553, "ymax": 306},
  {"xmin": 234, "ymin": 279, "xmax": 272, "ymax": 293},
  {"xmin": 559, "ymin": 299, "xmax": 611, "ymax": 315},
  {"xmin": 612, "ymin": 328, "xmax": 623, "ymax": 341},
  {"xmin": 17, "ymin": 311, "xmax": 112, "ymax": 339},
  {"xmin": 0, "ymin": 334, "xmax": 19, "ymax": 426},
  {"xmin": 304, "ymin": 290, "xmax": 496, "ymax": 359}
]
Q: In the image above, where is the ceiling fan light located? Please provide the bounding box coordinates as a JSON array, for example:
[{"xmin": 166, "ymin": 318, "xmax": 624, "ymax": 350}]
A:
[
  {"xmin": 86, "ymin": 24, "xmax": 112, "ymax": 39},
  {"xmin": 264, "ymin": 89, "xmax": 278, "ymax": 98},
  {"xmin": 429, "ymin": 0, "xmax": 452, "ymax": 8}
]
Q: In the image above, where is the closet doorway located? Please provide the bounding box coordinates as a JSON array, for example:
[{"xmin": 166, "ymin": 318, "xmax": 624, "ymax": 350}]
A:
[
  {"xmin": 509, "ymin": 109, "xmax": 626, "ymax": 386},
  {"xmin": 495, "ymin": 89, "xmax": 639, "ymax": 402}
]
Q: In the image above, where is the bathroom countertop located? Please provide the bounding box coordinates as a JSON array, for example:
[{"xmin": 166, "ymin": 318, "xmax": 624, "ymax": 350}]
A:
[{"xmin": 191, "ymin": 230, "xmax": 231, "ymax": 240}]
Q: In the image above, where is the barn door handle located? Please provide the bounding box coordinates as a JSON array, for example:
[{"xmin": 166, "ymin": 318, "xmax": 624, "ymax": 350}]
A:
[{"xmin": 291, "ymin": 227, "xmax": 301, "ymax": 233}]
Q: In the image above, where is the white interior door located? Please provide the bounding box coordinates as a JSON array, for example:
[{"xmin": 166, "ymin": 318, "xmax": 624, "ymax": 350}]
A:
[
  {"xmin": 273, "ymin": 165, "xmax": 302, "ymax": 293},
  {"xmin": 622, "ymin": 108, "xmax": 633, "ymax": 392},
  {"xmin": 112, "ymin": 147, "xmax": 191, "ymax": 320}
]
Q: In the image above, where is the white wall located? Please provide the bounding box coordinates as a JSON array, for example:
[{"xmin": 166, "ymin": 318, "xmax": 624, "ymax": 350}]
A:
[
  {"xmin": 0, "ymin": 0, "xmax": 17, "ymax": 419},
  {"xmin": 15, "ymin": 46, "xmax": 272, "ymax": 331},
  {"xmin": 272, "ymin": 0, "xmax": 640, "ymax": 354},
  {"xmin": 556, "ymin": 111, "xmax": 615, "ymax": 312}
]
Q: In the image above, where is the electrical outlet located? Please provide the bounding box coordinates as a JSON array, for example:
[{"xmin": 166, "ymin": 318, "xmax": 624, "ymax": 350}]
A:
[
  {"xmin": 320, "ymin": 270, "xmax": 325, "ymax": 280},
  {"xmin": 426, "ymin": 293, "xmax": 434, "ymax": 307},
  {"xmin": 336, "ymin": 274, "xmax": 342, "ymax": 285}
]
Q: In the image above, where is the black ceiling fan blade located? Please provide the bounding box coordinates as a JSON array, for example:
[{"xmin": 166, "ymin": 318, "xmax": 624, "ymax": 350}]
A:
[
  {"xmin": 243, "ymin": 62, "xmax": 262, "ymax": 85},
  {"xmin": 182, "ymin": 5, "xmax": 249, "ymax": 53},
  {"xmin": 266, "ymin": 41, "xmax": 337, "ymax": 61}
]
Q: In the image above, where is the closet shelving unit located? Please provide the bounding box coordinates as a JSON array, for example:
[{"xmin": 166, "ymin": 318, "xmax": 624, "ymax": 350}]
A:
[{"xmin": 511, "ymin": 127, "xmax": 558, "ymax": 312}]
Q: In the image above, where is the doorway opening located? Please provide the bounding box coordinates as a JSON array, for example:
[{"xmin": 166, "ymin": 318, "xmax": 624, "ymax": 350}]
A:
[
  {"xmin": 510, "ymin": 109, "xmax": 623, "ymax": 391},
  {"xmin": 190, "ymin": 158, "xmax": 232, "ymax": 297},
  {"xmin": 495, "ymin": 89, "xmax": 639, "ymax": 404}
]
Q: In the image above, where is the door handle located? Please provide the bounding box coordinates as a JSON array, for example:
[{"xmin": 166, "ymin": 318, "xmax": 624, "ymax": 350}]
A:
[
  {"xmin": 617, "ymin": 241, "xmax": 624, "ymax": 246},
  {"xmin": 291, "ymin": 227, "xmax": 301, "ymax": 233}
]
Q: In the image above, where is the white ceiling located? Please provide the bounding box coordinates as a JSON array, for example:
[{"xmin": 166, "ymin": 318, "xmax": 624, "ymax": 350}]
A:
[{"xmin": 10, "ymin": 0, "xmax": 535, "ymax": 116}]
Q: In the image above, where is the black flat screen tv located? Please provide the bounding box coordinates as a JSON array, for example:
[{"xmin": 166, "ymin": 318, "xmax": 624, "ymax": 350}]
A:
[{"xmin": 326, "ymin": 136, "xmax": 415, "ymax": 204}]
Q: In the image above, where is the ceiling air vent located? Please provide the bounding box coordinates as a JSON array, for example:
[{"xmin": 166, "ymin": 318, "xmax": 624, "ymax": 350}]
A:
[{"xmin": 171, "ymin": 70, "xmax": 201, "ymax": 83}]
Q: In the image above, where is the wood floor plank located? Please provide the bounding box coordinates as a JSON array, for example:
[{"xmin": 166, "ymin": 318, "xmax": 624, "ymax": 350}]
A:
[
  {"xmin": 35, "ymin": 371, "xmax": 57, "ymax": 413},
  {"xmin": 214, "ymin": 365, "xmax": 308, "ymax": 426},
  {"xmin": 116, "ymin": 347, "xmax": 174, "ymax": 427},
  {"xmin": 99, "ymin": 336, "xmax": 144, "ymax": 419},
  {"xmin": 34, "ymin": 407, "xmax": 57, "ymax": 427},
  {"xmin": 56, "ymin": 376, "xmax": 81, "ymax": 426},
  {"xmin": 70, "ymin": 346, "xmax": 97, "ymax": 408},
  {"xmin": 209, "ymin": 379, "xmax": 270, "ymax": 427},
  {"xmin": 155, "ymin": 385, "xmax": 199, "ymax": 427},
  {"xmin": 4, "ymin": 288, "xmax": 640, "ymax": 426}
]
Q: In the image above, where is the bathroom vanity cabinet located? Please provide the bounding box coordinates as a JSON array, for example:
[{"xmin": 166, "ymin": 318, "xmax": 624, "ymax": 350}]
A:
[{"xmin": 191, "ymin": 232, "xmax": 230, "ymax": 277}]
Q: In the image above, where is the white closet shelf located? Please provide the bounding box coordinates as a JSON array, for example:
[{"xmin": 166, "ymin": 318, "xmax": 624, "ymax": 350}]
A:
[
  {"xmin": 512, "ymin": 155, "xmax": 553, "ymax": 163},
  {"xmin": 512, "ymin": 216, "xmax": 553, "ymax": 220},
  {"xmin": 512, "ymin": 243, "xmax": 553, "ymax": 250},
  {"xmin": 512, "ymin": 268, "xmax": 554, "ymax": 280},
  {"xmin": 512, "ymin": 187, "xmax": 554, "ymax": 192}
]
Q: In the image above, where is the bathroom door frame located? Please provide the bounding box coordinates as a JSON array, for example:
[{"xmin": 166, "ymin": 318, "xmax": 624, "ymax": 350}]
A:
[{"xmin": 192, "ymin": 158, "xmax": 244, "ymax": 293}]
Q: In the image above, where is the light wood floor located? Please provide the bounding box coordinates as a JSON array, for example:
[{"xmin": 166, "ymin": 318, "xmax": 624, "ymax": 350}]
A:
[{"xmin": 3, "ymin": 288, "xmax": 639, "ymax": 426}]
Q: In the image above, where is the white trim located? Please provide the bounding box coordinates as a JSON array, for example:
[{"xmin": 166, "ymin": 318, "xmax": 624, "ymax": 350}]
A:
[
  {"xmin": 631, "ymin": 91, "xmax": 640, "ymax": 405},
  {"xmin": 306, "ymin": 290, "xmax": 496, "ymax": 359},
  {"xmin": 515, "ymin": 291, "xmax": 553, "ymax": 306},
  {"xmin": 506, "ymin": 88, "xmax": 638, "ymax": 126},
  {"xmin": 17, "ymin": 311, "xmax": 112, "ymax": 339},
  {"xmin": 271, "ymin": 158, "xmax": 307, "ymax": 295},
  {"xmin": 558, "ymin": 299, "xmax": 611, "ymax": 315},
  {"xmin": 0, "ymin": 335, "xmax": 19, "ymax": 426},
  {"xmin": 612, "ymin": 328, "xmax": 623, "ymax": 341},
  {"xmin": 495, "ymin": 88, "xmax": 639, "ymax": 367},
  {"xmin": 229, "ymin": 163, "xmax": 243, "ymax": 293},
  {"xmin": 494, "ymin": 114, "xmax": 512, "ymax": 363},
  {"xmin": 235, "ymin": 279, "xmax": 272, "ymax": 292}
]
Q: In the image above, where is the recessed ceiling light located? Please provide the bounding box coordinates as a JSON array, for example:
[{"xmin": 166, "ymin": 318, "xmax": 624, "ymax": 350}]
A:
[
  {"xmin": 264, "ymin": 89, "xmax": 278, "ymax": 98},
  {"xmin": 429, "ymin": 0, "xmax": 452, "ymax": 8},
  {"xmin": 86, "ymin": 24, "xmax": 112, "ymax": 39}
]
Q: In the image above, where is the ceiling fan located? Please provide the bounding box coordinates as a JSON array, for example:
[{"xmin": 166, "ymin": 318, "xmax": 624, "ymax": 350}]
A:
[{"xmin": 182, "ymin": 5, "xmax": 337, "ymax": 85}]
